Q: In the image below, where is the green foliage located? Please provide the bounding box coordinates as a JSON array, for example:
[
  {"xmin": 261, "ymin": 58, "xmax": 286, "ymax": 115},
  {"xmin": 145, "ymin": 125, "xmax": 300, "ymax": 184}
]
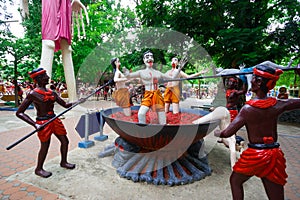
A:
[
  {"xmin": 0, "ymin": 30, "xmax": 33, "ymax": 80},
  {"xmin": 1, "ymin": 0, "xmax": 299, "ymax": 88},
  {"xmin": 75, "ymin": 1, "xmax": 137, "ymax": 84},
  {"xmin": 135, "ymin": 0, "xmax": 300, "ymax": 86},
  {"xmin": 0, "ymin": 0, "xmax": 136, "ymax": 84}
]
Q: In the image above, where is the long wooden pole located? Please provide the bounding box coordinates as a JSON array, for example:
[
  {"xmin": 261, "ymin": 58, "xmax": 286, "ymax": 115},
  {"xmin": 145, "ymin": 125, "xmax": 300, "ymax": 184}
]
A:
[{"xmin": 160, "ymin": 66, "xmax": 299, "ymax": 83}]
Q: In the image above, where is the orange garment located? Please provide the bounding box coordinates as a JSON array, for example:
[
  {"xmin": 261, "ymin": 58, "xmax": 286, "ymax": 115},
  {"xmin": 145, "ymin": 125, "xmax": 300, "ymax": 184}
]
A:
[
  {"xmin": 233, "ymin": 137, "xmax": 287, "ymax": 186},
  {"xmin": 0, "ymin": 84, "xmax": 6, "ymax": 93},
  {"xmin": 113, "ymin": 88, "xmax": 131, "ymax": 108},
  {"xmin": 36, "ymin": 118, "xmax": 67, "ymax": 142},
  {"xmin": 141, "ymin": 90, "xmax": 164, "ymax": 112},
  {"xmin": 164, "ymin": 86, "xmax": 180, "ymax": 103}
]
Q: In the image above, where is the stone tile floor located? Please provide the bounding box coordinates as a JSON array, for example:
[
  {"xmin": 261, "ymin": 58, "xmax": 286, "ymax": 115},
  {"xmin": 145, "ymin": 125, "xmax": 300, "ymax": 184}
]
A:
[{"xmin": 0, "ymin": 98, "xmax": 299, "ymax": 200}]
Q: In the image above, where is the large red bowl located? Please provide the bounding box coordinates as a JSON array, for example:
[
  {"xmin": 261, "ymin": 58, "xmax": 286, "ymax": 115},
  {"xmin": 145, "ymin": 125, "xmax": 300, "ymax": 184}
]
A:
[{"xmin": 102, "ymin": 106, "xmax": 220, "ymax": 151}]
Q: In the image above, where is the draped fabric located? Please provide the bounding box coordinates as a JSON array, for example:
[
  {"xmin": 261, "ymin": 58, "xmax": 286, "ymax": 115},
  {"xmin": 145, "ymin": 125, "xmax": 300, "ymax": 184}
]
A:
[
  {"xmin": 34, "ymin": 88, "xmax": 55, "ymax": 102},
  {"xmin": 233, "ymin": 137, "xmax": 287, "ymax": 185},
  {"xmin": 36, "ymin": 118, "xmax": 67, "ymax": 142},
  {"xmin": 42, "ymin": 0, "xmax": 72, "ymax": 52},
  {"xmin": 141, "ymin": 90, "xmax": 164, "ymax": 112},
  {"xmin": 113, "ymin": 88, "xmax": 131, "ymax": 108},
  {"xmin": 164, "ymin": 86, "xmax": 180, "ymax": 103},
  {"xmin": 246, "ymin": 97, "xmax": 277, "ymax": 109}
]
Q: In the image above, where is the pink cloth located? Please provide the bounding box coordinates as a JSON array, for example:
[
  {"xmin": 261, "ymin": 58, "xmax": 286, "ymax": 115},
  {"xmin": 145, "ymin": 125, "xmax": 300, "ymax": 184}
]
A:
[{"xmin": 42, "ymin": 0, "xmax": 72, "ymax": 52}]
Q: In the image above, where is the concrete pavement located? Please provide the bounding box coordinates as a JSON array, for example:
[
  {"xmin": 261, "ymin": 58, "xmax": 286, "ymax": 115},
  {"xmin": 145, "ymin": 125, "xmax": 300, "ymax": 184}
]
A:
[{"xmin": 0, "ymin": 97, "xmax": 299, "ymax": 200}]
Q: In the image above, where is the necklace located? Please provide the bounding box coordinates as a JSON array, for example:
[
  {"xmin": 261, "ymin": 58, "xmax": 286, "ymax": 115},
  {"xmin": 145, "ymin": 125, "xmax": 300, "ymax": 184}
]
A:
[{"xmin": 246, "ymin": 97, "xmax": 277, "ymax": 108}]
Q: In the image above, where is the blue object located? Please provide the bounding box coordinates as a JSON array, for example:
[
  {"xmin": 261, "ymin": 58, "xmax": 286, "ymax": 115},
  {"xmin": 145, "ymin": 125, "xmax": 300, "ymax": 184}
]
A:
[
  {"xmin": 75, "ymin": 112, "xmax": 102, "ymax": 138},
  {"xmin": 0, "ymin": 104, "xmax": 34, "ymax": 111},
  {"xmin": 94, "ymin": 135, "xmax": 108, "ymax": 141},
  {"xmin": 78, "ymin": 140, "xmax": 95, "ymax": 148},
  {"xmin": 239, "ymin": 67, "xmax": 254, "ymax": 83}
]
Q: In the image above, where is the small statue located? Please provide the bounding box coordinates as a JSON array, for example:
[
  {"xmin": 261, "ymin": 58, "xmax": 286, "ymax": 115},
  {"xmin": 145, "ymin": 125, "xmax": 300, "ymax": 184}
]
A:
[
  {"xmin": 225, "ymin": 76, "xmax": 247, "ymax": 121},
  {"xmin": 277, "ymin": 86, "xmax": 288, "ymax": 99}
]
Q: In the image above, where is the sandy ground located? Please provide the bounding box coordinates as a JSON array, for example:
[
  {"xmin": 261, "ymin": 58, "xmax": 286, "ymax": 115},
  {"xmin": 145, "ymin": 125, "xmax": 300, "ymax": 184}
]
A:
[
  {"xmin": 5, "ymin": 98, "xmax": 270, "ymax": 200},
  {"xmin": 8, "ymin": 130, "xmax": 269, "ymax": 200}
]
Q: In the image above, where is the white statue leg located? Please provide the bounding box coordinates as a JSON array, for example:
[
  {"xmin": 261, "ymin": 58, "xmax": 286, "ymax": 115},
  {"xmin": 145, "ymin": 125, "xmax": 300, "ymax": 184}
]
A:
[
  {"xmin": 165, "ymin": 103, "xmax": 170, "ymax": 113},
  {"xmin": 192, "ymin": 107, "xmax": 237, "ymax": 169},
  {"xmin": 123, "ymin": 107, "xmax": 131, "ymax": 117},
  {"xmin": 245, "ymin": 74, "xmax": 253, "ymax": 92},
  {"xmin": 61, "ymin": 39, "xmax": 77, "ymax": 102},
  {"xmin": 157, "ymin": 111, "xmax": 166, "ymax": 124},
  {"xmin": 172, "ymin": 103, "xmax": 180, "ymax": 114},
  {"xmin": 192, "ymin": 106, "xmax": 230, "ymax": 126},
  {"xmin": 138, "ymin": 105, "xmax": 149, "ymax": 124},
  {"xmin": 40, "ymin": 40, "xmax": 55, "ymax": 79},
  {"xmin": 221, "ymin": 135, "xmax": 237, "ymax": 169},
  {"xmin": 198, "ymin": 139, "xmax": 206, "ymax": 158}
]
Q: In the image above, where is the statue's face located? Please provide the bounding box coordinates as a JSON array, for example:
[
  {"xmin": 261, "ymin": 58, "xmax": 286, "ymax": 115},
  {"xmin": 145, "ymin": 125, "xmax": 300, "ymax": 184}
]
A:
[
  {"xmin": 115, "ymin": 58, "xmax": 121, "ymax": 68},
  {"xmin": 143, "ymin": 52, "xmax": 154, "ymax": 68},
  {"xmin": 37, "ymin": 73, "xmax": 50, "ymax": 85},
  {"xmin": 171, "ymin": 57, "xmax": 178, "ymax": 68},
  {"xmin": 251, "ymin": 75, "xmax": 263, "ymax": 92},
  {"xmin": 227, "ymin": 77, "xmax": 238, "ymax": 89}
]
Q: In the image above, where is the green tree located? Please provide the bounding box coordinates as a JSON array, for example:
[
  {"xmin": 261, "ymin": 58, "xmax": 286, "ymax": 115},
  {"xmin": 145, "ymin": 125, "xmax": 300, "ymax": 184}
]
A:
[
  {"xmin": 135, "ymin": 0, "xmax": 299, "ymax": 68},
  {"xmin": 2, "ymin": 0, "xmax": 137, "ymax": 84},
  {"xmin": 0, "ymin": 30, "xmax": 33, "ymax": 106}
]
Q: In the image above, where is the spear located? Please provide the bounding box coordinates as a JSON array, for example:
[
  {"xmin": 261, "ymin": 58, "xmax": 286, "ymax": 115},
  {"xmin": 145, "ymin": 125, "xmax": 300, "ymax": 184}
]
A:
[
  {"xmin": 6, "ymin": 80, "xmax": 113, "ymax": 150},
  {"xmin": 160, "ymin": 66, "xmax": 300, "ymax": 83}
]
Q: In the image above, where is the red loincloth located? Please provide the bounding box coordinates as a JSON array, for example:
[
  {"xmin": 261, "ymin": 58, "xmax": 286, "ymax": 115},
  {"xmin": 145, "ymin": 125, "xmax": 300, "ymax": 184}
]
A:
[
  {"xmin": 36, "ymin": 118, "xmax": 67, "ymax": 142},
  {"xmin": 233, "ymin": 137, "xmax": 287, "ymax": 185},
  {"xmin": 229, "ymin": 109, "xmax": 238, "ymax": 122}
]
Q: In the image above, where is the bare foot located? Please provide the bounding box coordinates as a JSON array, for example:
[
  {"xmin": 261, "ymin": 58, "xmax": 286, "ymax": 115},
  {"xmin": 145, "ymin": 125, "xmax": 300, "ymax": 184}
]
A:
[
  {"xmin": 60, "ymin": 162, "xmax": 76, "ymax": 169},
  {"xmin": 35, "ymin": 169, "xmax": 52, "ymax": 178}
]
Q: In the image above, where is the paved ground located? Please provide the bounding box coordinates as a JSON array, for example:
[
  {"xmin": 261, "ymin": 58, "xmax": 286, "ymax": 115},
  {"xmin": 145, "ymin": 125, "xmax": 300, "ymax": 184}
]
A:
[{"xmin": 0, "ymin": 97, "xmax": 299, "ymax": 200}]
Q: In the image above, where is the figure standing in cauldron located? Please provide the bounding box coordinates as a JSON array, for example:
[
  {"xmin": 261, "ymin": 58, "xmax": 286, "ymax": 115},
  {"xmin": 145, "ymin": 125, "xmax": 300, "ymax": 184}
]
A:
[
  {"xmin": 164, "ymin": 57, "xmax": 208, "ymax": 114},
  {"xmin": 111, "ymin": 58, "xmax": 132, "ymax": 116},
  {"xmin": 123, "ymin": 51, "xmax": 185, "ymax": 124}
]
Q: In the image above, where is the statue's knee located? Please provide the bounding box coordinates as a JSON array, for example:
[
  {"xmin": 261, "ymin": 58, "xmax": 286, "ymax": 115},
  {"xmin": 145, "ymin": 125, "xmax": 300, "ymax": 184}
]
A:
[
  {"xmin": 61, "ymin": 45, "xmax": 72, "ymax": 54},
  {"xmin": 66, "ymin": 45, "xmax": 73, "ymax": 52},
  {"xmin": 61, "ymin": 39, "xmax": 72, "ymax": 53},
  {"xmin": 42, "ymin": 40, "xmax": 55, "ymax": 50}
]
